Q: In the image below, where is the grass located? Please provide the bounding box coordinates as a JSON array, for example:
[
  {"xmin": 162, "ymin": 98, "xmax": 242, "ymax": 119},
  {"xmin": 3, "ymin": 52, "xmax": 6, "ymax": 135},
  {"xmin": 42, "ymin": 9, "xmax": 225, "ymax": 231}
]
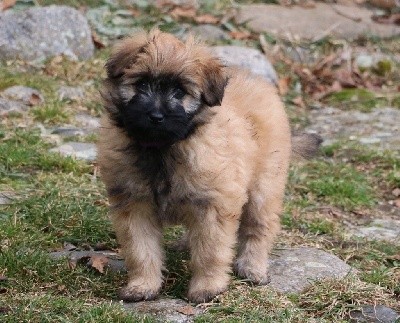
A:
[
  {"xmin": 294, "ymin": 276, "xmax": 396, "ymax": 321},
  {"xmin": 1, "ymin": 2, "xmax": 399, "ymax": 321},
  {"xmin": 325, "ymin": 88, "xmax": 388, "ymax": 112},
  {"xmin": 288, "ymin": 160, "xmax": 376, "ymax": 211}
]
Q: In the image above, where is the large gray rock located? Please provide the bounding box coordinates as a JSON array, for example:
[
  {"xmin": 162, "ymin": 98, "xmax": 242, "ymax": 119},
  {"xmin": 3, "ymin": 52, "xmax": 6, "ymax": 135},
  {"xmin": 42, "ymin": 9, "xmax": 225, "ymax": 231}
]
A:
[
  {"xmin": 236, "ymin": 3, "xmax": 400, "ymax": 40},
  {"xmin": 211, "ymin": 46, "xmax": 277, "ymax": 84},
  {"xmin": 268, "ymin": 247, "xmax": 352, "ymax": 294},
  {"xmin": 0, "ymin": 6, "xmax": 94, "ymax": 62},
  {"xmin": 305, "ymin": 107, "xmax": 400, "ymax": 151}
]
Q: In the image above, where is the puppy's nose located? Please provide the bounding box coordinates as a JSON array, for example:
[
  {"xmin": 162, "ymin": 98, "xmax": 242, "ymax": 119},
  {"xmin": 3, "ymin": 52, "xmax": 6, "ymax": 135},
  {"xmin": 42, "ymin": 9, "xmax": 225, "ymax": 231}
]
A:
[{"xmin": 148, "ymin": 111, "xmax": 164, "ymax": 124}]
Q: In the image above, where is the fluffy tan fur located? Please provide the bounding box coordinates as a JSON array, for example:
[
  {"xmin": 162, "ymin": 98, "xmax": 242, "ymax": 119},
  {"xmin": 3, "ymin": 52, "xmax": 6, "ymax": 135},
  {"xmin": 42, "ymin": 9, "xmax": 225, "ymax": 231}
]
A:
[{"xmin": 97, "ymin": 30, "xmax": 292, "ymax": 303}]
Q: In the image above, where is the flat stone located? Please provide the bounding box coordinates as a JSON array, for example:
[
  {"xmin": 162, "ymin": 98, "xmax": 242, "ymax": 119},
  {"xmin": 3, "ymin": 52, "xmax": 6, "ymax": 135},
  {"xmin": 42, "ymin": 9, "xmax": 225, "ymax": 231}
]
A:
[
  {"xmin": 57, "ymin": 86, "xmax": 85, "ymax": 101},
  {"xmin": 211, "ymin": 46, "xmax": 277, "ymax": 84},
  {"xmin": 1, "ymin": 86, "xmax": 44, "ymax": 106},
  {"xmin": 349, "ymin": 219, "xmax": 400, "ymax": 243},
  {"xmin": 74, "ymin": 114, "xmax": 100, "ymax": 129},
  {"xmin": 0, "ymin": 6, "xmax": 94, "ymax": 62},
  {"xmin": 0, "ymin": 97, "xmax": 27, "ymax": 116},
  {"xmin": 190, "ymin": 25, "xmax": 230, "ymax": 43},
  {"xmin": 0, "ymin": 191, "xmax": 16, "ymax": 205},
  {"xmin": 49, "ymin": 142, "xmax": 97, "ymax": 162},
  {"xmin": 51, "ymin": 127, "xmax": 87, "ymax": 137},
  {"xmin": 123, "ymin": 298, "xmax": 204, "ymax": 323},
  {"xmin": 350, "ymin": 305, "xmax": 400, "ymax": 323},
  {"xmin": 305, "ymin": 107, "xmax": 400, "ymax": 151},
  {"xmin": 268, "ymin": 247, "xmax": 352, "ymax": 294},
  {"xmin": 236, "ymin": 3, "xmax": 400, "ymax": 40}
]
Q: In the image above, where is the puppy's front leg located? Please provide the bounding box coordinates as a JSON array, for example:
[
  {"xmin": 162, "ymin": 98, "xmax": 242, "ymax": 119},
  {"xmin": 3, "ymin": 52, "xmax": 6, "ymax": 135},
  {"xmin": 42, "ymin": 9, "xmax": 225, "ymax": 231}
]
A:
[
  {"xmin": 186, "ymin": 206, "xmax": 240, "ymax": 303},
  {"xmin": 112, "ymin": 201, "xmax": 163, "ymax": 302}
]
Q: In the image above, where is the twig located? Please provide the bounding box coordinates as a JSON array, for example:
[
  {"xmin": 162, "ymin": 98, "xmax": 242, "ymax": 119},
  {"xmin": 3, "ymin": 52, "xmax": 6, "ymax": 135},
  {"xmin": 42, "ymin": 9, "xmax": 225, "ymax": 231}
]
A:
[
  {"xmin": 330, "ymin": 4, "xmax": 362, "ymax": 22},
  {"xmin": 311, "ymin": 21, "xmax": 341, "ymax": 43}
]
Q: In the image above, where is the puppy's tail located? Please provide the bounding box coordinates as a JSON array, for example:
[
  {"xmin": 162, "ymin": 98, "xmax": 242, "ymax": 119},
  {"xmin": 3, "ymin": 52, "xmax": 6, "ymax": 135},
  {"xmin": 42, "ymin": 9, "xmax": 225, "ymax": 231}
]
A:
[{"xmin": 291, "ymin": 132, "xmax": 323, "ymax": 160}]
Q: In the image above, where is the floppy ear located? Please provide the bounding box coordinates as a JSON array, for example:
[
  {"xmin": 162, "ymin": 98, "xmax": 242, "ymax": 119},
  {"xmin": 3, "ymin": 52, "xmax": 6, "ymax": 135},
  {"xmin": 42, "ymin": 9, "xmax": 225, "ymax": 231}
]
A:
[
  {"xmin": 105, "ymin": 32, "xmax": 148, "ymax": 82},
  {"xmin": 200, "ymin": 58, "xmax": 227, "ymax": 107}
]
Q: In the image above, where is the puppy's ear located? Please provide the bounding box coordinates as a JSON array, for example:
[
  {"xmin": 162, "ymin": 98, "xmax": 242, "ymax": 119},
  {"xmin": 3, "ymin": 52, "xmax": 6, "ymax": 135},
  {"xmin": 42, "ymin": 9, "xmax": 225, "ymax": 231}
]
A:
[
  {"xmin": 200, "ymin": 59, "xmax": 227, "ymax": 107},
  {"xmin": 105, "ymin": 32, "xmax": 148, "ymax": 81}
]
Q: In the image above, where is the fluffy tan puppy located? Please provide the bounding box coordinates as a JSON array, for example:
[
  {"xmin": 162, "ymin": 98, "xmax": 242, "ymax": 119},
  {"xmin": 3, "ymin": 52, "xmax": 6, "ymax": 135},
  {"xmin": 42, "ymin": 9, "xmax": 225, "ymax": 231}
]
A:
[{"xmin": 97, "ymin": 29, "xmax": 293, "ymax": 304}]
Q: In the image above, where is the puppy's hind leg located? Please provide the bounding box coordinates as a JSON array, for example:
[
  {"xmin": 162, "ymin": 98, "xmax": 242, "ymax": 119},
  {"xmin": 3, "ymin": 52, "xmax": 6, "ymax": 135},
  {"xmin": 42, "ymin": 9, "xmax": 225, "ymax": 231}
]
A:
[{"xmin": 112, "ymin": 201, "xmax": 164, "ymax": 302}]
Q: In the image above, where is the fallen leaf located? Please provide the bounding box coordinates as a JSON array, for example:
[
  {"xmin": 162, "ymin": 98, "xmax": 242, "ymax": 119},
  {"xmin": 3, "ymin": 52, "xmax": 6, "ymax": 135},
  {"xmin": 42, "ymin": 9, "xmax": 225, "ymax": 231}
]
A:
[
  {"xmin": 92, "ymin": 31, "xmax": 106, "ymax": 49},
  {"xmin": 177, "ymin": 305, "xmax": 195, "ymax": 315},
  {"xmin": 229, "ymin": 30, "xmax": 252, "ymax": 40},
  {"xmin": 392, "ymin": 188, "xmax": 400, "ymax": 197},
  {"xmin": 0, "ymin": 0, "xmax": 16, "ymax": 11},
  {"xmin": 369, "ymin": 0, "xmax": 398, "ymax": 9},
  {"xmin": 28, "ymin": 93, "xmax": 41, "ymax": 106},
  {"xmin": 278, "ymin": 77, "xmax": 291, "ymax": 95},
  {"xmin": 292, "ymin": 96, "xmax": 305, "ymax": 108},
  {"xmin": 0, "ymin": 306, "xmax": 10, "ymax": 313},
  {"xmin": 372, "ymin": 13, "xmax": 400, "ymax": 25},
  {"xmin": 170, "ymin": 6, "xmax": 196, "ymax": 19},
  {"xmin": 394, "ymin": 199, "xmax": 400, "ymax": 208},
  {"xmin": 298, "ymin": 0, "xmax": 316, "ymax": 8},
  {"xmin": 57, "ymin": 285, "xmax": 66, "ymax": 292},
  {"xmin": 89, "ymin": 255, "xmax": 109, "ymax": 274},
  {"xmin": 129, "ymin": 8, "xmax": 141, "ymax": 17},
  {"xmin": 194, "ymin": 14, "xmax": 219, "ymax": 24},
  {"xmin": 0, "ymin": 275, "xmax": 7, "ymax": 282},
  {"xmin": 68, "ymin": 259, "xmax": 77, "ymax": 270}
]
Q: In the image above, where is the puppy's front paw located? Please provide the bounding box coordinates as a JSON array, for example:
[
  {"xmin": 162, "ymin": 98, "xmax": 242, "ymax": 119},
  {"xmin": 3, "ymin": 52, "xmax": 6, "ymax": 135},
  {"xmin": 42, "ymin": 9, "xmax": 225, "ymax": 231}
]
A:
[
  {"xmin": 234, "ymin": 259, "xmax": 270, "ymax": 285},
  {"xmin": 118, "ymin": 281, "xmax": 160, "ymax": 302},
  {"xmin": 187, "ymin": 276, "xmax": 229, "ymax": 304}
]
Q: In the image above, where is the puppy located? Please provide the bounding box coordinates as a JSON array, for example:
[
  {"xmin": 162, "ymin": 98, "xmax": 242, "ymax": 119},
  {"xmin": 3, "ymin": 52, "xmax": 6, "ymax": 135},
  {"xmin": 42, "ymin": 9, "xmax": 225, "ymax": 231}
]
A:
[{"xmin": 97, "ymin": 29, "xmax": 293, "ymax": 304}]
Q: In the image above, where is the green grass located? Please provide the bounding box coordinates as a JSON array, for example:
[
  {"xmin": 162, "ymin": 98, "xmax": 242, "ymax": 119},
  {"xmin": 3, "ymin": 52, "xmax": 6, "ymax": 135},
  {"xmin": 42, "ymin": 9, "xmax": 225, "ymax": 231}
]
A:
[
  {"xmin": 325, "ymin": 88, "xmax": 388, "ymax": 112},
  {"xmin": 0, "ymin": 295, "xmax": 152, "ymax": 322},
  {"xmin": 32, "ymin": 102, "xmax": 70, "ymax": 124},
  {"xmin": 294, "ymin": 276, "xmax": 396, "ymax": 321},
  {"xmin": 289, "ymin": 160, "xmax": 376, "ymax": 211}
]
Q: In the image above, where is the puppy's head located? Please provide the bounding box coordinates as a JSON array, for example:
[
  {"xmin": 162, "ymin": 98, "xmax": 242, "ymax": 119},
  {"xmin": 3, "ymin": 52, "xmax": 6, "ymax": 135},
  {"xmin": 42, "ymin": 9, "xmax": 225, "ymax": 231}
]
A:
[{"xmin": 103, "ymin": 29, "xmax": 227, "ymax": 148}]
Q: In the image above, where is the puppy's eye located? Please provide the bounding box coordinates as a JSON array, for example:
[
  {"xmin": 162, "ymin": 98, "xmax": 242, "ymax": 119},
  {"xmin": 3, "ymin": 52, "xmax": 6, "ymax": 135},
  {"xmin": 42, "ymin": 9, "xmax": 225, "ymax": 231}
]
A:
[
  {"xmin": 136, "ymin": 81, "xmax": 148, "ymax": 93},
  {"xmin": 173, "ymin": 87, "xmax": 186, "ymax": 99}
]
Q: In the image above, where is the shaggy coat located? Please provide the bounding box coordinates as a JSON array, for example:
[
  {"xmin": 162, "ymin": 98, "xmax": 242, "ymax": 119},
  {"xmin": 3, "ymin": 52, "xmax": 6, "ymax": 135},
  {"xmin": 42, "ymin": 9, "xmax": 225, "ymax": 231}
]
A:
[{"xmin": 97, "ymin": 30, "xmax": 292, "ymax": 303}]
